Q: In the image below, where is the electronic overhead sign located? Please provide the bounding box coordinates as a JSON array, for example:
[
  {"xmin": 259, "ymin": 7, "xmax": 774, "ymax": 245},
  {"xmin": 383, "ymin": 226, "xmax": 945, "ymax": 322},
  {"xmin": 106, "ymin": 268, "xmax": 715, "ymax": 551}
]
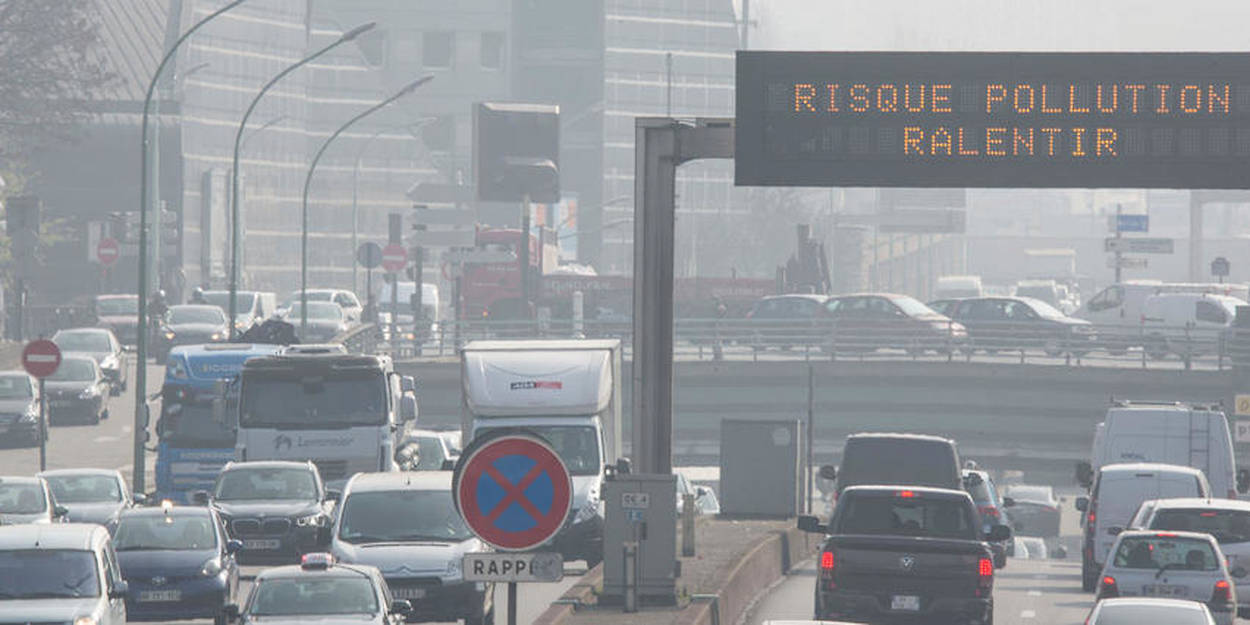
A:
[{"xmin": 735, "ymin": 52, "xmax": 1250, "ymax": 189}]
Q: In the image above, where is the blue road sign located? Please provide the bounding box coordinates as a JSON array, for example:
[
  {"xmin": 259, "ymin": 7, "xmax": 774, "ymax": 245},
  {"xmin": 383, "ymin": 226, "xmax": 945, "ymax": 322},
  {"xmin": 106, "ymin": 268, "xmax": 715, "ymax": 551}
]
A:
[
  {"xmin": 454, "ymin": 434, "xmax": 573, "ymax": 551},
  {"xmin": 1115, "ymin": 214, "xmax": 1149, "ymax": 233}
]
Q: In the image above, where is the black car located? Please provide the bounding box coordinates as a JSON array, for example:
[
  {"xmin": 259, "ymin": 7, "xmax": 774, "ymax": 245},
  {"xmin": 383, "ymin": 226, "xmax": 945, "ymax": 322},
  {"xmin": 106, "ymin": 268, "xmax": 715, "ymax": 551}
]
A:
[
  {"xmin": 52, "ymin": 327, "xmax": 128, "ymax": 395},
  {"xmin": 225, "ymin": 553, "xmax": 409, "ymax": 625},
  {"xmin": 44, "ymin": 355, "xmax": 110, "ymax": 425},
  {"xmin": 937, "ymin": 296, "xmax": 1096, "ymax": 357},
  {"xmin": 114, "ymin": 505, "xmax": 242, "ymax": 624},
  {"xmin": 745, "ymin": 294, "xmax": 829, "ymax": 349},
  {"xmin": 155, "ymin": 305, "xmax": 230, "ymax": 362},
  {"xmin": 39, "ymin": 468, "xmax": 143, "ymax": 533},
  {"xmin": 197, "ymin": 461, "xmax": 334, "ymax": 564},
  {"xmin": 799, "ymin": 486, "xmax": 1008, "ymax": 625},
  {"xmin": 0, "ymin": 371, "xmax": 44, "ymax": 446}
]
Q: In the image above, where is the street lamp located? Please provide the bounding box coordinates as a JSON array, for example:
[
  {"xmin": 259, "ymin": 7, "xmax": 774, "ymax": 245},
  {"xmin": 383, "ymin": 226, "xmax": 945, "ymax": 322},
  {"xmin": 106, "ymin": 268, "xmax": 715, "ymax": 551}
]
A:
[
  {"xmin": 351, "ymin": 119, "xmax": 433, "ymax": 294},
  {"xmin": 228, "ymin": 22, "xmax": 376, "ymax": 339},
  {"xmin": 300, "ymin": 76, "xmax": 435, "ymax": 338},
  {"xmin": 136, "ymin": 0, "xmax": 248, "ymax": 495}
]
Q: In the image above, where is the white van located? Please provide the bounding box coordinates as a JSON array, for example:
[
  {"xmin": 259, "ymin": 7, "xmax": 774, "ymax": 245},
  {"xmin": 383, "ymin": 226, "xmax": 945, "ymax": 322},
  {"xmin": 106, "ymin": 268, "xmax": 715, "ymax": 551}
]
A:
[
  {"xmin": 1140, "ymin": 292, "xmax": 1245, "ymax": 359},
  {"xmin": 1081, "ymin": 282, "xmax": 1249, "ymax": 346},
  {"xmin": 1077, "ymin": 400, "xmax": 1243, "ymax": 500},
  {"xmin": 202, "ymin": 290, "xmax": 277, "ymax": 332},
  {"xmin": 1076, "ymin": 462, "xmax": 1210, "ymax": 591},
  {"xmin": 935, "ymin": 275, "xmax": 983, "ymax": 299}
]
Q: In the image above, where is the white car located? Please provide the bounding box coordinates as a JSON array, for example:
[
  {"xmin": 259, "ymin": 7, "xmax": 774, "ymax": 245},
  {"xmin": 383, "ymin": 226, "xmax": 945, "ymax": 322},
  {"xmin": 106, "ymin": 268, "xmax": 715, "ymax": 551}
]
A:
[
  {"xmin": 281, "ymin": 289, "xmax": 363, "ymax": 323},
  {"xmin": 1133, "ymin": 498, "xmax": 1250, "ymax": 618},
  {"xmin": 0, "ymin": 524, "xmax": 128, "ymax": 625},
  {"xmin": 1087, "ymin": 597, "xmax": 1217, "ymax": 625},
  {"xmin": 1097, "ymin": 530, "xmax": 1240, "ymax": 625}
]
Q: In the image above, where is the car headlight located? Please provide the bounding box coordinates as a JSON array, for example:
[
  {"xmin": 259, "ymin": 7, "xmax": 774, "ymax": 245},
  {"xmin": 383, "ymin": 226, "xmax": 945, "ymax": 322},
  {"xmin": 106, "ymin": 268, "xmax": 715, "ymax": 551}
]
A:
[
  {"xmin": 574, "ymin": 496, "xmax": 600, "ymax": 524},
  {"xmin": 200, "ymin": 557, "xmax": 223, "ymax": 577},
  {"xmin": 295, "ymin": 513, "xmax": 325, "ymax": 527},
  {"xmin": 445, "ymin": 556, "xmax": 462, "ymax": 580},
  {"xmin": 74, "ymin": 617, "xmax": 97, "ymax": 625},
  {"xmin": 164, "ymin": 330, "xmax": 176, "ymax": 340},
  {"xmin": 79, "ymin": 387, "xmax": 100, "ymax": 399},
  {"xmin": 210, "ymin": 331, "xmax": 225, "ymax": 341}
]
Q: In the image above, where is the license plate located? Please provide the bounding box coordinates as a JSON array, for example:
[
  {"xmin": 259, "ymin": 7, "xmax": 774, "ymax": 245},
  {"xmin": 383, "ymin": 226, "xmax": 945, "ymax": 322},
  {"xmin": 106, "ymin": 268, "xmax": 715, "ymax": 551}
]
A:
[
  {"xmin": 243, "ymin": 539, "xmax": 281, "ymax": 550},
  {"xmin": 139, "ymin": 590, "xmax": 181, "ymax": 602},
  {"xmin": 1143, "ymin": 584, "xmax": 1188, "ymax": 597},
  {"xmin": 392, "ymin": 587, "xmax": 426, "ymax": 600},
  {"xmin": 891, "ymin": 595, "xmax": 921, "ymax": 611}
]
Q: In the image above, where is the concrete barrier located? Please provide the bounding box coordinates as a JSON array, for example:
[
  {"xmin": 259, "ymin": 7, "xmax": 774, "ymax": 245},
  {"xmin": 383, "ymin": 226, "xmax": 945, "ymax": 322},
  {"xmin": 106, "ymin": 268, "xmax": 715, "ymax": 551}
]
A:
[
  {"xmin": 532, "ymin": 565, "xmax": 603, "ymax": 625},
  {"xmin": 677, "ymin": 527, "xmax": 816, "ymax": 625}
]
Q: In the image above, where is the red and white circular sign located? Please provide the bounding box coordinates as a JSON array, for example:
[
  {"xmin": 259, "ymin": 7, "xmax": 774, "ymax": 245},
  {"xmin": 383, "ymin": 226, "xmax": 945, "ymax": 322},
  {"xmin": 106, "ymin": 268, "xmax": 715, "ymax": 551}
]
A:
[
  {"xmin": 97, "ymin": 237, "xmax": 120, "ymax": 267},
  {"xmin": 22, "ymin": 340, "xmax": 61, "ymax": 379},
  {"xmin": 382, "ymin": 243, "xmax": 408, "ymax": 274},
  {"xmin": 452, "ymin": 433, "xmax": 573, "ymax": 552}
]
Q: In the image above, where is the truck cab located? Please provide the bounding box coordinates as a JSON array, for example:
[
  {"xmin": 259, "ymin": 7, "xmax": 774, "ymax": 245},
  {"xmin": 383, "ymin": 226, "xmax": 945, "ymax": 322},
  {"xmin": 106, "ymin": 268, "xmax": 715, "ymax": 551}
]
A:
[
  {"xmin": 233, "ymin": 353, "xmax": 417, "ymax": 488},
  {"xmin": 460, "ymin": 339, "xmax": 622, "ymax": 567}
]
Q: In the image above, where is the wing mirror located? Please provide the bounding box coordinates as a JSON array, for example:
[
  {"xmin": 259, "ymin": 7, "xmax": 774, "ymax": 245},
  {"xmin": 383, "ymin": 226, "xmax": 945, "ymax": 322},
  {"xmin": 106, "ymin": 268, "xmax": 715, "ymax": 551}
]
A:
[
  {"xmin": 1075, "ymin": 461, "xmax": 1094, "ymax": 488},
  {"xmin": 53, "ymin": 505, "xmax": 69, "ymax": 519},
  {"xmin": 324, "ymin": 489, "xmax": 342, "ymax": 504},
  {"xmin": 963, "ymin": 473, "xmax": 984, "ymax": 487},
  {"xmin": 986, "ymin": 524, "xmax": 1012, "ymax": 542},
  {"xmin": 1234, "ymin": 567, "xmax": 1248, "ymax": 579},
  {"xmin": 818, "ymin": 464, "xmax": 837, "ymax": 481},
  {"xmin": 223, "ymin": 603, "xmax": 241, "ymax": 622},
  {"xmin": 391, "ymin": 599, "xmax": 413, "ymax": 614},
  {"xmin": 797, "ymin": 515, "xmax": 828, "ymax": 534},
  {"xmin": 1075, "ymin": 496, "xmax": 1089, "ymax": 512},
  {"xmin": 225, "ymin": 539, "xmax": 244, "ymax": 555},
  {"xmin": 1002, "ymin": 496, "xmax": 1016, "ymax": 508},
  {"xmin": 109, "ymin": 580, "xmax": 129, "ymax": 599},
  {"xmin": 1108, "ymin": 526, "xmax": 1123, "ymax": 536},
  {"xmin": 132, "ymin": 493, "xmax": 148, "ymax": 506},
  {"xmin": 441, "ymin": 459, "xmax": 456, "ymax": 471},
  {"xmin": 400, "ymin": 375, "xmax": 416, "ymax": 394},
  {"xmin": 400, "ymin": 395, "xmax": 418, "ymax": 423}
]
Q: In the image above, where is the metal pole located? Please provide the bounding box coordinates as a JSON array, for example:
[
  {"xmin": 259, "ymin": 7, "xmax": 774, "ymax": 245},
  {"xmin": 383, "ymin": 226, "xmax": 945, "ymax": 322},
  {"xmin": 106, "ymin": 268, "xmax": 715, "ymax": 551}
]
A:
[
  {"xmin": 389, "ymin": 272, "xmax": 399, "ymax": 351},
  {"xmin": 301, "ymin": 76, "xmax": 434, "ymax": 339},
  {"xmin": 352, "ymin": 162, "xmax": 360, "ymax": 296},
  {"xmin": 507, "ymin": 581, "xmax": 518, "ymax": 625},
  {"xmin": 366, "ymin": 267, "xmax": 374, "ymax": 324},
  {"xmin": 1114, "ymin": 204, "xmax": 1123, "ymax": 284},
  {"xmin": 414, "ymin": 245, "xmax": 425, "ymax": 356},
  {"xmin": 665, "ymin": 53, "xmax": 673, "ymax": 117},
  {"xmin": 230, "ymin": 22, "xmax": 376, "ymax": 340},
  {"xmin": 38, "ymin": 378, "xmax": 46, "ymax": 472},
  {"xmin": 136, "ymin": 0, "xmax": 247, "ymax": 496},
  {"xmin": 806, "ymin": 364, "xmax": 815, "ymax": 514},
  {"xmin": 520, "ymin": 196, "xmax": 531, "ymax": 318}
]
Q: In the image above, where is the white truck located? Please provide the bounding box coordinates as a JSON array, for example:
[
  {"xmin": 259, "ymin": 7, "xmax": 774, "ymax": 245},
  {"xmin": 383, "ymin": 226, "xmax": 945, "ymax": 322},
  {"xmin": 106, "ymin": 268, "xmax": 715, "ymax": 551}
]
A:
[
  {"xmin": 232, "ymin": 352, "xmax": 418, "ymax": 488},
  {"xmin": 461, "ymin": 339, "xmax": 622, "ymax": 566}
]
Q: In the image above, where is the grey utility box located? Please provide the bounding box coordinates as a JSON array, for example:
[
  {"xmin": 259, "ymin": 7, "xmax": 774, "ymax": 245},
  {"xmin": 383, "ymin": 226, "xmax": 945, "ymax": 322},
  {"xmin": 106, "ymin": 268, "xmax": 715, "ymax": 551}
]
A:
[
  {"xmin": 601, "ymin": 472, "xmax": 677, "ymax": 607},
  {"xmin": 720, "ymin": 419, "xmax": 802, "ymax": 517}
]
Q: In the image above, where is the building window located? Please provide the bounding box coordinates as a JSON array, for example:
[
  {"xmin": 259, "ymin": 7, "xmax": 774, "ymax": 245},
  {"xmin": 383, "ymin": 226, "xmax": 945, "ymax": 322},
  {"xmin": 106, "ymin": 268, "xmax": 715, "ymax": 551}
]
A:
[
  {"xmin": 480, "ymin": 32, "xmax": 504, "ymax": 70},
  {"xmin": 356, "ymin": 29, "xmax": 387, "ymax": 66},
  {"xmin": 423, "ymin": 115, "xmax": 455, "ymax": 152},
  {"xmin": 423, "ymin": 32, "xmax": 454, "ymax": 69}
]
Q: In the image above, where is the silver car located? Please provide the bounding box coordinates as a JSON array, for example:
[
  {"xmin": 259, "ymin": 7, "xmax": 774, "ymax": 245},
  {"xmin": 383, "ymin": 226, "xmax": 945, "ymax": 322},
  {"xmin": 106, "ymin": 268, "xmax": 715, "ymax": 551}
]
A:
[
  {"xmin": 38, "ymin": 469, "xmax": 143, "ymax": 533},
  {"xmin": 1135, "ymin": 497, "xmax": 1250, "ymax": 618},
  {"xmin": 1098, "ymin": 530, "xmax": 1240, "ymax": 625},
  {"xmin": 0, "ymin": 524, "xmax": 128, "ymax": 625},
  {"xmin": 0, "ymin": 476, "xmax": 67, "ymax": 524},
  {"xmin": 1087, "ymin": 597, "xmax": 1217, "ymax": 625},
  {"xmin": 330, "ymin": 472, "xmax": 494, "ymax": 625}
]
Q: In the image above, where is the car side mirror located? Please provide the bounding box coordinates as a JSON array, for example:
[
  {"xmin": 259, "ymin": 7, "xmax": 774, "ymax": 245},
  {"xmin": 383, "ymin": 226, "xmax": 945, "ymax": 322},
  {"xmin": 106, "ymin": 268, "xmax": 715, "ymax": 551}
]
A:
[
  {"xmin": 1234, "ymin": 567, "xmax": 1248, "ymax": 579},
  {"xmin": 441, "ymin": 459, "xmax": 456, "ymax": 471},
  {"xmin": 987, "ymin": 524, "xmax": 1012, "ymax": 542},
  {"xmin": 191, "ymin": 490, "xmax": 211, "ymax": 506},
  {"xmin": 400, "ymin": 395, "xmax": 418, "ymax": 422},
  {"xmin": 797, "ymin": 515, "xmax": 827, "ymax": 534},
  {"xmin": 695, "ymin": 486, "xmax": 711, "ymax": 498},
  {"xmin": 391, "ymin": 599, "xmax": 413, "ymax": 614},
  {"xmin": 132, "ymin": 493, "xmax": 148, "ymax": 506},
  {"xmin": 53, "ymin": 505, "xmax": 69, "ymax": 519},
  {"xmin": 1075, "ymin": 461, "xmax": 1094, "ymax": 488},
  {"xmin": 223, "ymin": 539, "xmax": 243, "ymax": 555},
  {"xmin": 818, "ymin": 464, "xmax": 837, "ymax": 481},
  {"xmin": 223, "ymin": 603, "xmax": 241, "ymax": 621},
  {"xmin": 109, "ymin": 580, "xmax": 128, "ymax": 599},
  {"xmin": 1238, "ymin": 468, "xmax": 1250, "ymax": 494},
  {"xmin": 1075, "ymin": 496, "xmax": 1089, "ymax": 512},
  {"xmin": 1052, "ymin": 545, "xmax": 1068, "ymax": 559},
  {"xmin": 400, "ymin": 375, "xmax": 416, "ymax": 394},
  {"xmin": 1002, "ymin": 497, "xmax": 1016, "ymax": 508},
  {"xmin": 324, "ymin": 490, "xmax": 342, "ymax": 504},
  {"xmin": 1107, "ymin": 526, "xmax": 1123, "ymax": 536}
]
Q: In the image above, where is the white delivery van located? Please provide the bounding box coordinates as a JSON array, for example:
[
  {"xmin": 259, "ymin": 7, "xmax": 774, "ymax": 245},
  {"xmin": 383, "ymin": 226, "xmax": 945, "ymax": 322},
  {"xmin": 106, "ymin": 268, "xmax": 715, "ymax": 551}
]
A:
[
  {"xmin": 461, "ymin": 339, "xmax": 621, "ymax": 567},
  {"xmin": 1076, "ymin": 463, "xmax": 1210, "ymax": 591},
  {"xmin": 934, "ymin": 275, "xmax": 983, "ymax": 299},
  {"xmin": 1081, "ymin": 282, "xmax": 1249, "ymax": 349},
  {"xmin": 1077, "ymin": 400, "xmax": 1242, "ymax": 500},
  {"xmin": 1139, "ymin": 292, "xmax": 1245, "ymax": 359}
]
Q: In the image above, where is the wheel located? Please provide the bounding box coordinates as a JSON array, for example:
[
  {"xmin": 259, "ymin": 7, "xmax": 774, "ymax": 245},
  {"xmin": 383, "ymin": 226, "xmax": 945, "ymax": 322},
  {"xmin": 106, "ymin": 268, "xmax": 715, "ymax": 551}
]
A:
[
  {"xmin": 1145, "ymin": 336, "xmax": 1170, "ymax": 360},
  {"xmin": 1044, "ymin": 338, "xmax": 1063, "ymax": 357}
]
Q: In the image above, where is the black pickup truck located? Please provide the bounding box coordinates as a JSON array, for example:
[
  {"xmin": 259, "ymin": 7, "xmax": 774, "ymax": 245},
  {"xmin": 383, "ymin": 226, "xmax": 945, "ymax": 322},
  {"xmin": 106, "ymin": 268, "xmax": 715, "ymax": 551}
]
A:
[{"xmin": 798, "ymin": 485, "xmax": 1011, "ymax": 625}]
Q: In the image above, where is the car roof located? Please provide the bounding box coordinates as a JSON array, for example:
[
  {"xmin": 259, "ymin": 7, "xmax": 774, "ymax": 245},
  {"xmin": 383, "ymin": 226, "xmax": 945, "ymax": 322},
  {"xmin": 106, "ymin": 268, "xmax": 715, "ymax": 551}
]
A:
[
  {"xmin": 59, "ymin": 353, "xmax": 99, "ymax": 365},
  {"xmin": 0, "ymin": 523, "xmax": 107, "ymax": 550},
  {"xmin": 840, "ymin": 485, "xmax": 971, "ymax": 500},
  {"xmin": 171, "ymin": 343, "xmax": 283, "ymax": 356},
  {"xmin": 1147, "ymin": 498, "xmax": 1250, "ymax": 512},
  {"xmin": 1116, "ymin": 529, "xmax": 1218, "ymax": 543},
  {"xmin": 38, "ymin": 468, "xmax": 121, "ymax": 479},
  {"xmin": 223, "ymin": 460, "xmax": 315, "ymax": 472},
  {"xmin": 257, "ymin": 561, "xmax": 380, "ymax": 581},
  {"xmin": 119, "ymin": 506, "xmax": 210, "ymax": 519},
  {"xmin": 54, "ymin": 327, "xmax": 110, "ymax": 335},
  {"xmin": 96, "ymin": 294, "xmax": 136, "ymax": 300},
  {"xmin": 345, "ymin": 471, "xmax": 452, "ymax": 494},
  {"xmin": 830, "ymin": 292, "xmax": 914, "ymax": 300},
  {"xmin": 1097, "ymin": 597, "xmax": 1209, "ymax": 610},
  {"xmin": 0, "ymin": 370, "xmax": 33, "ymax": 379},
  {"xmin": 847, "ymin": 432, "xmax": 955, "ymax": 444},
  {"xmin": 1099, "ymin": 462, "xmax": 1206, "ymax": 476},
  {"xmin": 0, "ymin": 476, "xmax": 44, "ymax": 486},
  {"xmin": 759, "ymin": 294, "xmax": 827, "ymax": 302}
]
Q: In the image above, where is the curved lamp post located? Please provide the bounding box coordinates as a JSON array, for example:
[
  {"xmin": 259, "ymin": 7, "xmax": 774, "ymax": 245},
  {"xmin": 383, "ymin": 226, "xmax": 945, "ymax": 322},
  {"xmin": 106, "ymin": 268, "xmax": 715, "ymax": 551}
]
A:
[
  {"xmin": 300, "ymin": 76, "xmax": 434, "ymax": 338},
  {"xmin": 228, "ymin": 22, "xmax": 376, "ymax": 339},
  {"xmin": 136, "ymin": 0, "xmax": 248, "ymax": 495}
]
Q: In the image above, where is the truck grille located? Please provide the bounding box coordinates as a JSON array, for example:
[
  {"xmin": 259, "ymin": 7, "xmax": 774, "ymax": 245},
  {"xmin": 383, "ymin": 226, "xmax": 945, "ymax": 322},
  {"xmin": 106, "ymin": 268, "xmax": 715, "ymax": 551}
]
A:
[{"xmin": 312, "ymin": 460, "xmax": 348, "ymax": 481}]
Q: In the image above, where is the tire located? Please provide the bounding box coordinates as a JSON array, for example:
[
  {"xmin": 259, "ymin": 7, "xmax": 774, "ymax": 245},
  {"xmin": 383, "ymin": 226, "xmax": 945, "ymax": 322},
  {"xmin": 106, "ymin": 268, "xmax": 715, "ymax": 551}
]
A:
[
  {"xmin": 1145, "ymin": 336, "xmax": 1170, "ymax": 360},
  {"xmin": 1044, "ymin": 338, "xmax": 1063, "ymax": 358}
]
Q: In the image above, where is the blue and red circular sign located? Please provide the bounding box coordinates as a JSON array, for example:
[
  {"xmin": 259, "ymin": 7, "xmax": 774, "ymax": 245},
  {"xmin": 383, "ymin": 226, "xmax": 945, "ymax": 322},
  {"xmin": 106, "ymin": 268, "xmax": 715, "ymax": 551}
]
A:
[{"xmin": 453, "ymin": 433, "xmax": 572, "ymax": 551}]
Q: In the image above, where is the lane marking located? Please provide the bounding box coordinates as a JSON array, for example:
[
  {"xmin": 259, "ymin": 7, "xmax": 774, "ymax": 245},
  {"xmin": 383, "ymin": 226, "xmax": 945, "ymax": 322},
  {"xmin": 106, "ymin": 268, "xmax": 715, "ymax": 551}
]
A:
[
  {"xmin": 1021, "ymin": 610, "xmax": 1036, "ymax": 619},
  {"xmin": 122, "ymin": 426, "xmax": 132, "ymax": 433},
  {"xmin": 1028, "ymin": 590, "xmax": 1042, "ymax": 597}
]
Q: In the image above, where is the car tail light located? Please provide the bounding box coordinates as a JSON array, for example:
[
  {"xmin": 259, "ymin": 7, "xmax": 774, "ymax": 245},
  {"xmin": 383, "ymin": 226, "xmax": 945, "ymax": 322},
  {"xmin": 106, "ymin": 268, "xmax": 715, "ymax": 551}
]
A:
[
  {"xmin": 978, "ymin": 557, "xmax": 993, "ymax": 578},
  {"xmin": 1213, "ymin": 579, "xmax": 1232, "ymax": 604},
  {"xmin": 1086, "ymin": 501, "xmax": 1098, "ymax": 529},
  {"xmin": 975, "ymin": 557, "xmax": 993, "ymax": 595},
  {"xmin": 1099, "ymin": 576, "xmax": 1119, "ymax": 598},
  {"xmin": 819, "ymin": 551, "xmax": 836, "ymax": 589},
  {"xmin": 898, "ymin": 490, "xmax": 916, "ymax": 498},
  {"xmin": 978, "ymin": 505, "xmax": 1000, "ymax": 519},
  {"xmin": 1155, "ymin": 532, "xmax": 1179, "ymax": 538}
]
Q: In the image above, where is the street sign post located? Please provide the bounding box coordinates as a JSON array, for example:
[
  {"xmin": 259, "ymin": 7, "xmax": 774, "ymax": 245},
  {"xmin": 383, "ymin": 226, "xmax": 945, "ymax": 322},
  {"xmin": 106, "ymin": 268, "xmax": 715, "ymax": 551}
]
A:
[
  {"xmin": 1213, "ymin": 257, "xmax": 1231, "ymax": 281},
  {"xmin": 356, "ymin": 242, "xmax": 384, "ymax": 323},
  {"xmin": 1103, "ymin": 238, "xmax": 1174, "ymax": 254},
  {"xmin": 463, "ymin": 553, "xmax": 564, "ymax": 583},
  {"xmin": 453, "ymin": 432, "xmax": 573, "ymax": 625},
  {"xmin": 97, "ymin": 237, "xmax": 120, "ymax": 267},
  {"xmin": 21, "ymin": 339, "xmax": 60, "ymax": 472}
]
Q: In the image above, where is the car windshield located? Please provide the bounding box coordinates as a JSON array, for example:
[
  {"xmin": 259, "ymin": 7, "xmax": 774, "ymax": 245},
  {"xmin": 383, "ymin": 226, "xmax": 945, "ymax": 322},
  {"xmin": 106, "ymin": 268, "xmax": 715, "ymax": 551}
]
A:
[
  {"xmin": 285, "ymin": 291, "xmax": 334, "ymax": 307},
  {"xmin": 159, "ymin": 400, "xmax": 233, "ymax": 448},
  {"xmin": 114, "ymin": 514, "xmax": 217, "ymax": 551},
  {"xmin": 836, "ymin": 493, "xmax": 977, "ymax": 540},
  {"xmin": 250, "ymin": 576, "xmax": 378, "ymax": 616},
  {"xmin": 891, "ymin": 295, "xmax": 937, "ymax": 317},
  {"xmin": 1005, "ymin": 485, "xmax": 1052, "ymax": 504},
  {"xmin": 96, "ymin": 297, "xmax": 138, "ymax": 315},
  {"xmin": 405, "ymin": 435, "xmax": 447, "ymax": 470},
  {"xmin": 1151, "ymin": 508, "xmax": 1250, "ymax": 544},
  {"xmin": 54, "ymin": 331, "xmax": 111, "ymax": 352},
  {"xmin": 240, "ymin": 370, "xmax": 387, "ymax": 428},
  {"xmin": 48, "ymin": 359, "xmax": 96, "ymax": 382},
  {"xmin": 1113, "ymin": 535, "xmax": 1218, "ymax": 570},
  {"xmin": 0, "ymin": 376, "xmax": 32, "ymax": 400},
  {"xmin": 214, "ymin": 467, "xmax": 316, "ymax": 501},
  {"xmin": 169, "ymin": 307, "xmax": 226, "ymax": 325},
  {"xmin": 476, "ymin": 424, "xmax": 601, "ymax": 476},
  {"xmin": 0, "ymin": 482, "xmax": 45, "ymax": 514},
  {"xmin": 44, "ymin": 475, "xmax": 122, "ymax": 504},
  {"xmin": 287, "ymin": 302, "xmax": 343, "ymax": 321},
  {"xmin": 1093, "ymin": 603, "xmax": 1211, "ymax": 625},
  {"xmin": 338, "ymin": 490, "xmax": 472, "ymax": 543},
  {"xmin": 0, "ymin": 550, "xmax": 99, "ymax": 599}
]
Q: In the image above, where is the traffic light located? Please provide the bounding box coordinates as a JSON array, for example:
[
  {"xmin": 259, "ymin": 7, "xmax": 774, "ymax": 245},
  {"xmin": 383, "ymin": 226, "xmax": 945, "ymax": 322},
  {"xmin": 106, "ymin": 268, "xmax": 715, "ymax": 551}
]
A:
[{"xmin": 4, "ymin": 196, "xmax": 40, "ymax": 235}]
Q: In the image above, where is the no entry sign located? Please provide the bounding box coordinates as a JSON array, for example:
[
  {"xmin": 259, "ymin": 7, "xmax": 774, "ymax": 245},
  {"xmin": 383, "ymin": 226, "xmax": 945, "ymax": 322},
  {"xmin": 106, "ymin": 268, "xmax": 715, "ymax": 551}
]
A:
[
  {"xmin": 97, "ymin": 237, "xmax": 120, "ymax": 267},
  {"xmin": 382, "ymin": 243, "xmax": 407, "ymax": 274},
  {"xmin": 22, "ymin": 340, "xmax": 61, "ymax": 378},
  {"xmin": 453, "ymin": 433, "xmax": 573, "ymax": 552}
]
